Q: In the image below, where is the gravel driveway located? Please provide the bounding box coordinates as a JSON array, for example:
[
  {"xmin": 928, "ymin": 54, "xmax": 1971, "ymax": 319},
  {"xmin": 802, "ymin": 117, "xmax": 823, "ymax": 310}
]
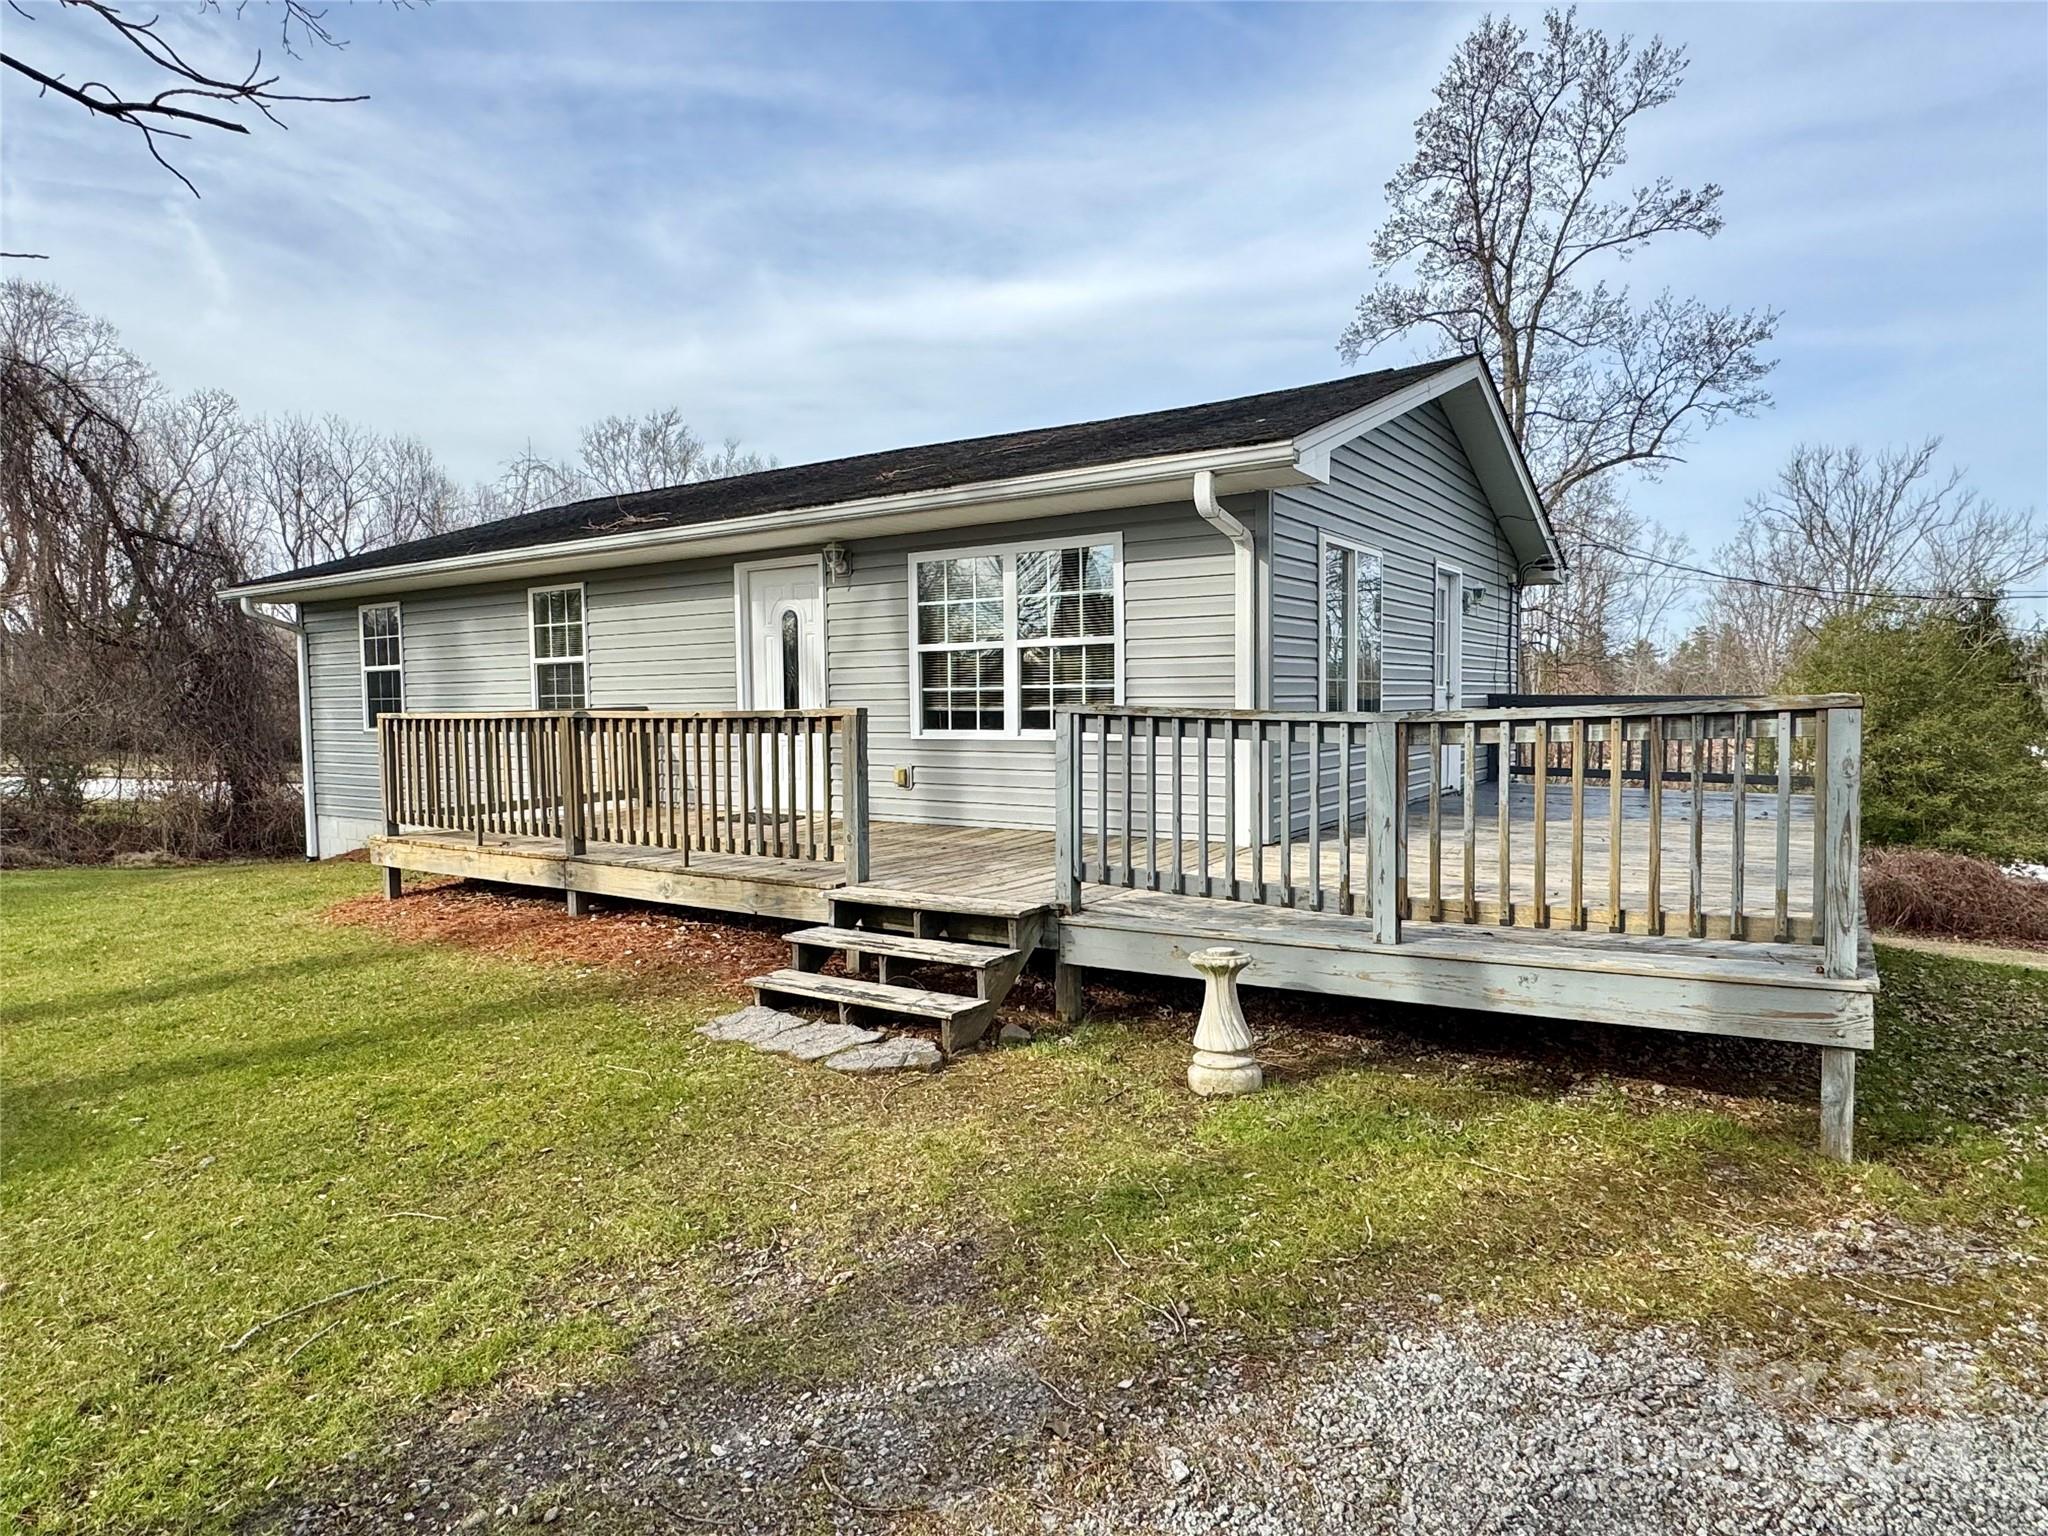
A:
[{"xmin": 1046, "ymin": 1318, "xmax": 2048, "ymax": 1536}]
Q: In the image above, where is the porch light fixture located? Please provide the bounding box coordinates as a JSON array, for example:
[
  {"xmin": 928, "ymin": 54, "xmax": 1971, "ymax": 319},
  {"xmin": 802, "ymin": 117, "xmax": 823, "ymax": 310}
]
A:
[
  {"xmin": 822, "ymin": 541, "xmax": 851, "ymax": 581},
  {"xmin": 1462, "ymin": 580, "xmax": 1486, "ymax": 614}
]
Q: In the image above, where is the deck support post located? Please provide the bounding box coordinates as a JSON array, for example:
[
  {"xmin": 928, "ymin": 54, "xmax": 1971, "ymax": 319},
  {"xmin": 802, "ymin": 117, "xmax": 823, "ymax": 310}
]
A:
[
  {"xmin": 565, "ymin": 888, "xmax": 591, "ymax": 919},
  {"xmin": 381, "ymin": 865, "xmax": 402, "ymax": 901},
  {"xmin": 1055, "ymin": 959, "xmax": 1085, "ymax": 1021},
  {"xmin": 1820, "ymin": 1046, "xmax": 1856, "ymax": 1162}
]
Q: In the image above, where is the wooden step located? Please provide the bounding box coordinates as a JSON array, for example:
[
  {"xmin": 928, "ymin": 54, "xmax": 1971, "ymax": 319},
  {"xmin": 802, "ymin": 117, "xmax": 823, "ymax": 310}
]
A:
[
  {"xmin": 786, "ymin": 926, "xmax": 1016, "ymax": 971},
  {"xmin": 747, "ymin": 969, "xmax": 997, "ymax": 1055},
  {"xmin": 831, "ymin": 885, "xmax": 1051, "ymax": 921}
]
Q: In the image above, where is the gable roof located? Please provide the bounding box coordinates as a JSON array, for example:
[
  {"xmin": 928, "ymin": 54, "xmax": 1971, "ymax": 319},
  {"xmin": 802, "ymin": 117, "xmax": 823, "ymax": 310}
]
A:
[{"xmin": 222, "ymin": 355, "xmax": 1560, "ymax": 601}]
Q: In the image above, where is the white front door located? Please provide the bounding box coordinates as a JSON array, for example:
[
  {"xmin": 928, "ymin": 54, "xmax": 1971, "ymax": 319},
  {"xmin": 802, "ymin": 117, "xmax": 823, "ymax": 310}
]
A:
[
  {"xmin": 1433, "ymin": 565, "xmax": 1465, "ymax": 791},
  {"xmin": 740, "ymin": 558, "xmax": 826, "ymax": 712},
  {"xmin": 739, "ymin": 558, "xmax": 827, "ymax": 815}
]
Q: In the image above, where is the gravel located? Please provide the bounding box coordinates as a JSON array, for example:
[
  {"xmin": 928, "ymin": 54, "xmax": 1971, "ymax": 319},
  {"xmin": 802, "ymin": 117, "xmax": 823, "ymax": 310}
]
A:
[{"xmin": 1045, "ymin": 1318, "xmax": 2048, "ymax": 1536}]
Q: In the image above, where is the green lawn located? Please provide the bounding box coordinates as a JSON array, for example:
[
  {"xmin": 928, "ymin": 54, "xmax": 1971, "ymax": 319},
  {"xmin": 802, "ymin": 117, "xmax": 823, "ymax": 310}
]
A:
[{"xmin": 3, "ymin": 862, "xmax": 2045, "ymax": 1532}]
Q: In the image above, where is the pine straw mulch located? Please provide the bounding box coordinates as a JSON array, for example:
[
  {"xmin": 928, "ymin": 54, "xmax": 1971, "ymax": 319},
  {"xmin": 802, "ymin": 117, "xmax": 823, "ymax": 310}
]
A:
[{"xmin": 324, "ymin": 876, "xmax": 794, "ymax": 992}]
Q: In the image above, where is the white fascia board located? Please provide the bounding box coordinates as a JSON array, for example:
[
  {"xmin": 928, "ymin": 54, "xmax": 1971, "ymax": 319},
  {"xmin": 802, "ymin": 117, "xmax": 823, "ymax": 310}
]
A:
[
  {"xmin": 218, "ymin": 440, "xmax": 1307, "ymax": 606},
  {"xmin": 1288, "ymin": 358, "xmax": 1565, "ymax": 584}
]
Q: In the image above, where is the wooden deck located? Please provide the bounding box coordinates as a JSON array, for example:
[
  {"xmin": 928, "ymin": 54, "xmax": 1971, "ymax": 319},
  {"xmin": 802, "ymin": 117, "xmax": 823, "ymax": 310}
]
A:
[
  {"xmin": 370, "ymin": 697, "xmax": 1873, "ymax": 1157},
  {"xmin": 372, "ymin": 787, "xmax": 1871, "ymax": 1051}
]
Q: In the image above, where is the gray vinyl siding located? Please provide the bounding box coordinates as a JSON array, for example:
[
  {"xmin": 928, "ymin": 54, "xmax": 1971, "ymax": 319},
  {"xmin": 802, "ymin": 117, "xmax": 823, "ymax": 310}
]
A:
[
  {"xmin": 829, "ymin": 501, "xmax": 1238, "ymax": 829},
  {"xmin": 1267, "ymin": 400, "xmax": 1519, "ymax": 803},
  {"xmin": 302, "ymin": 501, "xmax": 1237, "ymax": 849},
  {"xmin": 303, "ymin": 563, "xmax": 737, "ymax": 845}
]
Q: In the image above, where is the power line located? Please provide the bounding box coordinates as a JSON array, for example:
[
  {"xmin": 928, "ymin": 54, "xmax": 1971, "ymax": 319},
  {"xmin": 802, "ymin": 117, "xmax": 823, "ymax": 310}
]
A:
[{"xmin": 1578, "ymin": 539, "xmax": 2048, "ymax": 604}]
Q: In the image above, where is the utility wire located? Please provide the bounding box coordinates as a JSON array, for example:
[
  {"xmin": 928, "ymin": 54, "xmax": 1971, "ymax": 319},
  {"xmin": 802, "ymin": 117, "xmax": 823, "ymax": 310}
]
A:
[{"xmin": 1578, "ymin": 539, "xmax": 2048, "ymax": 604}]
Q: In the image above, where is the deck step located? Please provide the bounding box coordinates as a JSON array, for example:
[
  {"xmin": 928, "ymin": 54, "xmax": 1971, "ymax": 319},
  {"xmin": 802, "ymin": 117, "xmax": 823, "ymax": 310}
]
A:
[
  {"xmin": 786, "ymin": 926, "xmax": 1016, "ymax": 970},
  {"xmin": 747, "ymin": 969, "xmax": 997, "ymax": 1055},
  {"xmin": 831, "ymin": 884, "xmax": 1051, "ymax": 921}
]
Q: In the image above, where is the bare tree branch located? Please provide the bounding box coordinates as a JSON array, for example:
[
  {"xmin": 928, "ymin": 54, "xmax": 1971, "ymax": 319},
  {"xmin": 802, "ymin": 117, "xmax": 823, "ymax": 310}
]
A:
[{"xmin": 2, "ymin": 0, "xmax": 385, "ymax": 199}]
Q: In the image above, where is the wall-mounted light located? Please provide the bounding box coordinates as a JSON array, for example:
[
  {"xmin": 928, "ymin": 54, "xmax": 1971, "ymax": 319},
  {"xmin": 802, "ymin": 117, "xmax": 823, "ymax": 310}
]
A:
[
  {"xmin": 822, "ymin": 541, "xmax": 851, "ymax": 581},
  {"xmin": 1462, "ymin": 580, "xmax": 1487, "ymax": 614}
]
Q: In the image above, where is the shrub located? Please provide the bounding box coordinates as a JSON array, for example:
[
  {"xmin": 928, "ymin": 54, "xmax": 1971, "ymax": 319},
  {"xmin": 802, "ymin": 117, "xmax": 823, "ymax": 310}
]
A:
[{"xmin": 1787, "ymin": 606, "xmax": 2048, "ymax": 864}]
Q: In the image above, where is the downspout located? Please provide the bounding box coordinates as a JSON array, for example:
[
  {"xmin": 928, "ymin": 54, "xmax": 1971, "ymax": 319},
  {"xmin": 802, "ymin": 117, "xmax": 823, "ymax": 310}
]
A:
[
  {"xmin": 239, "ymin": 596, "xmax": 319, "ymax": 861},
  {"xmin": 1193, "ymin": 470, "xmax": 1261, "ymax": 840},
  {"xmin": 1192, "ymin": 470, "xmax": 1255, "ymax": 709}
]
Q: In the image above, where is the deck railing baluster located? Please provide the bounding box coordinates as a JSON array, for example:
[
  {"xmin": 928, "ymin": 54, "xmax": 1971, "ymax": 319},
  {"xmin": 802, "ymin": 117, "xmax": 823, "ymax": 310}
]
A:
[
  {"xmin": 1223, "ymin": 719, "xmax": 1239, "ymax": 902},
  {"xmin": 1426, "ymin": 722, "xmax": 1443, "ymax": 921},
  {"xmin": 1568, "ymin": 718, "xmax": 1586, "ymax": 929},
  {"xmin": 1532, "ymin": 719, "xmax": 1548, "ymax": 928},
  {"xmin": 1688, "ymin": 713, "xmax": 1706, "ymax": 937},
  {"xmin": 1307, "ymin": 720, "xmax": 1324, "ymax": 912},
  {"xmin": 1276, "ymin": 722, "xmax": 1295, "ymax": 910},
  {"xmin": 1338, "ymin": 721, "xmax": 1354, "ymax": 916},
  {"xmin": 1459, "ymin": 722, "xmax": 1477, "ymax": 922},
  {"xmin": 1730, "ymin": 713, "xmax": 1748, "ymax": 939},
  {"xmin": 1495, "ymin": 717, "xmax": 1513, "ymax": 926},
  {"xmin": 1774, "ymin": 711, "xmax": 1793, "ymax": 941}
]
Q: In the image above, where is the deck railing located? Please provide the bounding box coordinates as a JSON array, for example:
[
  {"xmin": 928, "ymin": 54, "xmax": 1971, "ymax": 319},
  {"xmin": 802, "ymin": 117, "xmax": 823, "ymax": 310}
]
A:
[
  {"xmin": 379, "ymin": 708, "xmax": 870, "ymax": 883},
  {"xmin": 1053, "ymin": 708, "xmax": 1404, "ymax": 942},
  {"xmin": 1053, "ymin": 695, "xmax": 1863, "ymax": 976},
  {"xmin": 1406, "ymin": 696, "xmax": 1862, "ymax": 975}
]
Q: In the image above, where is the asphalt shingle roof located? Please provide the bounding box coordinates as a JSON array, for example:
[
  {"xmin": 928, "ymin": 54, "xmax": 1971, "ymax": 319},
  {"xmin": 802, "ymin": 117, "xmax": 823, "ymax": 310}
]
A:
[{"xmin": 253, "ymin": 356, "xmax": 1471, "ymax": 586}]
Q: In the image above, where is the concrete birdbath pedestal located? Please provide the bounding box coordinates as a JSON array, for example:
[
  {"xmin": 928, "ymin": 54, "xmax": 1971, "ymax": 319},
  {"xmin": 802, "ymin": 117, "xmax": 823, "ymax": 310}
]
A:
[{"xmin": 1187, "ymin": 946, "xmax": 1261, "ymax": 1097}]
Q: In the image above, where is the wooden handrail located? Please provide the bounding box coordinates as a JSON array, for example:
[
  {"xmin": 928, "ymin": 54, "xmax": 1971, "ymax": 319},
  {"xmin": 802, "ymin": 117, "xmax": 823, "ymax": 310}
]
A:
[{"xmin": 380, "ymin": 707, "xmax": 870, "ymax": 882}]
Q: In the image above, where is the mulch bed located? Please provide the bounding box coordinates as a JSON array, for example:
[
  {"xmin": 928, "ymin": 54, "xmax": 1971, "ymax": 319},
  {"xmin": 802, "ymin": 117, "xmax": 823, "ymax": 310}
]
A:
[{"xmin": 325, "ymin": 877, "xmax": 795, "ymax": 989}]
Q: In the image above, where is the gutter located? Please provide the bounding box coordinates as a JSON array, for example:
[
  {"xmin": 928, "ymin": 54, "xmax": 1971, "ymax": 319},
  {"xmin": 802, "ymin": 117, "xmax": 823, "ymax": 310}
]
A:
[
  {"xmin": 239, "ymin": 597, "xmax": 319, "ymax": 861},
  {"xmin": 1191, "ymin": 469, "xmax": 1256, "ymax": 710}
]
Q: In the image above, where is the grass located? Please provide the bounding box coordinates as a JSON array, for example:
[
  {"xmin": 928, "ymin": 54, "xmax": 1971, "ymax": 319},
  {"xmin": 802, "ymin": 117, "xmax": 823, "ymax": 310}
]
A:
[{"xmin": 4, "ymin": 861, "xmax": 2046, "ymax": 1532}]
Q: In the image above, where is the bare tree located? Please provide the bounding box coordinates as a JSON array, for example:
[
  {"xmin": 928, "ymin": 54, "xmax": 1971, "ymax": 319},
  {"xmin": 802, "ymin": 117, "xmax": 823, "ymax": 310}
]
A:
[
  {"xmin": 1, "ymin": 0, "xmax": 381, "ymax": 200},
  {"xmin": 243, "ymin": 414, "xmax": 474, "ymax": 572},
  {"xmin": 1341, "ymin": 8, "xmax": 1778, "ymax": 689},
  {"xmin": 492, "ymin": 408, "xmax": 771, "ymax": 514},
  {"xmin": 1520, "ymin": 476, "xmax": 1695, "ymax": 692},
  {"xmin": 2, "ymin": 278, "xmax": 298, "ymax": 858},
  {"xmin": 1672, "ymin": 439, "xmax": 2048, "ymax": 689},
  {"xmin": 1341, "ymin": 8, "xmax": 1778, "ymax": 504},
  {"xmin": 1736, "ymin": 438, "xmax": 2045, "ymax": 616}
]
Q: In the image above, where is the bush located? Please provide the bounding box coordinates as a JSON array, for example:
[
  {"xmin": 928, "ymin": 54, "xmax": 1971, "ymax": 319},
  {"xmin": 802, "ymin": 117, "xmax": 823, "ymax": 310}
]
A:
[
  {"xmin": 1862, "ymin": 848, "xmax": 2048, "ymax": 946},
  {"xmin": 1787, "ymin": 606, "xmax": 2048, "ymax": 864}
]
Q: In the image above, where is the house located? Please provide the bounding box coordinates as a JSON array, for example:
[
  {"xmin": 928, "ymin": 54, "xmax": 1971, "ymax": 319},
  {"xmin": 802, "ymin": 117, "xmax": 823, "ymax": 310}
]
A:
[
  {"xmin": 230, "ymin": 355, "xmax": 1558, "ymax": 856},
  {"xmin": 220, "ymin": 355, "xmax": 1874, "ymax": 1159}
]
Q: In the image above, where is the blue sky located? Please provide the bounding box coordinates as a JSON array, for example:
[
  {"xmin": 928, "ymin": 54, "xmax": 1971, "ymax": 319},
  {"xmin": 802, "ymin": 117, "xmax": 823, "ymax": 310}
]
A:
[{"xmin": 4, "ymin": 1, "xmax": 2044, "ymax": 582}]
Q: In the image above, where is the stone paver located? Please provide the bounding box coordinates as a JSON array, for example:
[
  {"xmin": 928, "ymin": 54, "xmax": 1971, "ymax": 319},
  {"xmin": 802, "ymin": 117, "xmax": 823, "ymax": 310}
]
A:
[
  {"xmin": 823, "ymin": 1038, "xmax": 943, "ymax": 1074},
  {"xmin": 700, "ymin": 1005, "xmax": 941, "ymax": 1073},
  {"xmin": 696, "ymin": 1005, "xmax": 811, "ymax": 1047},
  {"xmin": 770, "ymin": 1021, "xmax": 885, "ymax": 1061}
]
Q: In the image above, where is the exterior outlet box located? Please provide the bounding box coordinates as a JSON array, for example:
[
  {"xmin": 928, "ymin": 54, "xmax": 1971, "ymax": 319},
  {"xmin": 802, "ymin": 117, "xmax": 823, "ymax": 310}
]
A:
[{"xmin": 893, "ymin": 766, "xmax": 914, "ymax": 790}]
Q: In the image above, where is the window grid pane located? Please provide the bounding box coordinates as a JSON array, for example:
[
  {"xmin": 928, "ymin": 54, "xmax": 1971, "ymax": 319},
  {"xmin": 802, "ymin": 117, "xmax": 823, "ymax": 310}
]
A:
[
  {"xmin": 536, "ymin": 661, "xmax": 586, "ymax": 711},
  {"xmin": 1355, "ymin": 553, "xmax": 1383, "ymax": 712},
  {"xmin": 1321, "ymin": 546, "xmax": 1349, "ymax": 711},
  {"xmin": 913, "ymin": 544, "xmax": 1116, "ymax": 734}
]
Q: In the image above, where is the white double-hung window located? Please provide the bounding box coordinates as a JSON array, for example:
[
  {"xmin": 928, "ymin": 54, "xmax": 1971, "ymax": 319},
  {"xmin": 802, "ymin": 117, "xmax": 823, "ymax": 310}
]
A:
[
  {"xmin": 529, "ymin": 584, "xmax": 588, "ymax": 710},
  {"xmin": 1319, "ymin": 536, "xmax": 1384, "ymax": 712},
  {"xmin": 360, "ymin": 602, "xmax": 403, "ymax": 728},
  {"xmin": 910, "ymin": 537, "xmax": 1121, "ymax": 737}
]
